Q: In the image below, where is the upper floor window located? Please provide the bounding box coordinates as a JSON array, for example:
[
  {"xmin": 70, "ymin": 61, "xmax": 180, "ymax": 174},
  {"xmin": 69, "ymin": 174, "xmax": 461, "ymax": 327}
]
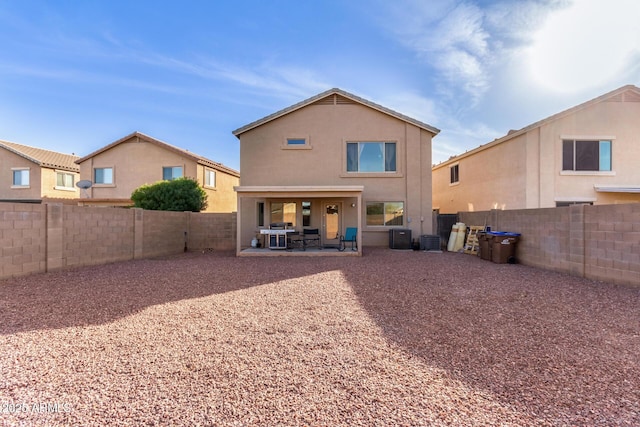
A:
[
  {"xmin": 204, "ymin": 169, "xmax": 216, "ymax": 187},
  {"xmin": 366, "ymin": 201, "xmax": 404, "ymax": 226},
  {"xmin": 12, "ymin": 168, "xmax": 29, "ymax": 187},
  {"xmin": 163, "ymin": 166, "xmax": 183, "ymax": 181},
  {"xmin": 94, "ymin": 167, "xmax": 113, "ymax": 185},
  {"xmin": 282, "ymin": 137, "xmax": 311, "ymax": 150},
  {"xmin": 450, "ymin": 164, "xmax": 459, "ymax": 184},
  {"xmin": 347, "ymin": 142, "xmax": 396, "ymax": 173},
  {"xmin": 56, "ymin": 171, "xmax": 75, "ymax": 189},
  {"xmin": 562, "ymin": 140, "xmax": 611, "ymax": 171},
  {"xmin": 287, "ymin": 138, "xmax": 306, "ymax": 146}
]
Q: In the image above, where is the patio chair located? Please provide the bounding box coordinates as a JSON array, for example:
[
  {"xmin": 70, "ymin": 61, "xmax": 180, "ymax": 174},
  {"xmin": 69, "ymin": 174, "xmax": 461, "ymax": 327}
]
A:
[
  {"xmin": 287, "ymin": 230, "xmax": 303, "ymax": 250},
  {"xmin": 338, "ymin": 227, "xmax": 357, "ymax": 251},
  {"xmin": 302, "ymin": 228, "xmax": 321, "ymax": 250}
]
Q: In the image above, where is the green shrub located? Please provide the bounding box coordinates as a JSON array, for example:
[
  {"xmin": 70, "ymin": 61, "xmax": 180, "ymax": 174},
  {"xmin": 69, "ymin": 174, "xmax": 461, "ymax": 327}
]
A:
[{"xmin": 131, "ymin": 177, "xmax": 208, "ymax": 212}]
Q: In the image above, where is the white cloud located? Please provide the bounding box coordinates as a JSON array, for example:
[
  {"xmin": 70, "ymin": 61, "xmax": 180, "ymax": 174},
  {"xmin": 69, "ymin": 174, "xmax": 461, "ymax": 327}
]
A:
[
  {"xmin": 403, "ymin": 1, "xmax": 491, "ymax": 103},
  {"xmin": 527, "ymin": 0, "xmax": 640, "ymax": 93},
  {"xmin": 378, "ymin": 91, "xmax": 440, "ymax": 127}
]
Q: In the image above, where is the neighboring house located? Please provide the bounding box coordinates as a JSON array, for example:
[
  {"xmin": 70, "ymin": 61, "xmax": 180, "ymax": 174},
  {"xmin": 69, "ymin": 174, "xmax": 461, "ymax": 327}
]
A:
[
  {"xmin": 233, "ymin": 88, "xmax": 440, "ymax": 255},
  {"xmin": 433, "ymin": 84, "xmax": 640, "ymax": 214},
  {"xmin": 75, "ymin": 132, "xmax": 240, "ymax": 212},
  {"xmin": 0, "ymin": 139, "xmax": 80, "ymax": 203}
]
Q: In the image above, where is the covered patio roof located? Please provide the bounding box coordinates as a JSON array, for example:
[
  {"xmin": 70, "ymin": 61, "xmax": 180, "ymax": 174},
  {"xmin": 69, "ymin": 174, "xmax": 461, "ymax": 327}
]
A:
[
  {"xmin": 234, "ymin": 185, "xmax": 364, "ymax": 256},
  {"xmin": 234, "ymin": 185, "xmax": 364, "ymax": 198}
]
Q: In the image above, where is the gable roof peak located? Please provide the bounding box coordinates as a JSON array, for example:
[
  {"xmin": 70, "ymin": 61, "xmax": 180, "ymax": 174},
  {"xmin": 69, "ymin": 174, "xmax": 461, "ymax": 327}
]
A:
[
  {"xmin": 75, "ymin": 131, "xmax": 239, "ymax": 177},
  {"xmin": 232, "ymin": 88, "xmax": 440, "ymax": 137}
]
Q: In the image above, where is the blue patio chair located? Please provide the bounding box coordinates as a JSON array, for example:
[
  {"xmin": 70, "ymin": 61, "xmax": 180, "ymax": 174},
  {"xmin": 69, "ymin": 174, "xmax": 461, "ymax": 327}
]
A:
[{"xmin": 338, "ymin": 227, "xmax": 357, "ymax": 251}]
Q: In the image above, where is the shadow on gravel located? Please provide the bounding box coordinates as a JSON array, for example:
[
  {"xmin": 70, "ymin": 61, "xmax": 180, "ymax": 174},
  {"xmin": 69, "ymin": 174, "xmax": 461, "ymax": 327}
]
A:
[
  {"xmin": 341, "ymin": 248, "xmax": 640, "ymax": 425},
  {"xmin": 0, "ymin": 251, "xmax": 340, "ymax": 335},
  {"xmin": 2, "ymin": 247, "xmax": 639, "ymax": 424}
]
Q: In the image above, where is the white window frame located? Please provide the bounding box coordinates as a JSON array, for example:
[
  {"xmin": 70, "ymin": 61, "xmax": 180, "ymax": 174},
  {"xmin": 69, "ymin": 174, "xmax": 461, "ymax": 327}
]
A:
[
  {"xmin": 560, "ymin": 136, "xmax": 615, "ymax": 175},
  {"xmin": 94, "ymin": 167, "xmax": 114, "ymax": 186},
  {"xmin": 55, "ymin": 170, "xmax": 76, "ymax": 191},
  {"xmin": 162, "ymin": 166, "xmax": 183, "ymax": 181},
  {"xmin": 11, "ymin": 168, "xmax": 30, "ymax": 188},
  {"xmin": 204, "ymin": 169, "xmax": 216, "ymax": 188}
]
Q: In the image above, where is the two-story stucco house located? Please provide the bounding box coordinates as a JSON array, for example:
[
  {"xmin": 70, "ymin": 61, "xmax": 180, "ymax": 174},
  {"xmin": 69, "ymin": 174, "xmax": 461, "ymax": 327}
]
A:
[
  {"xmin": 233, "ymin": 88, "xmax": 440, "ymax": 256},
  {"xmin": 0, "ymin": 139, "xmax": 80, "ymax": 203},
  {"xmin": 433, "ymin": 85, "xmax": 640, "ymax": 214},
  {"xmin": 75, "ymin": 132, "xmax": 240, "ymax": 212}
]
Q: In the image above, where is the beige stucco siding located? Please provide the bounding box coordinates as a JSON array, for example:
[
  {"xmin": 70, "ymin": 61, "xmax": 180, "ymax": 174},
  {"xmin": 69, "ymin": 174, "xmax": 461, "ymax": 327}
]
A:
[
  {"xmin": 79, "ymin": 140, "xmax": 198, "ymax": 199},
  {"xmin": 0, "ymin": 152, "xmax": 41, "ymax": 200},
  {"xmin": 196, "ymin": 163, "xmax": 239, "ymax": 213},
  {"xmin": 433, "ymin": 91, "xmax": 640, "ymax": 213},
  {"xmin": 41, "ymin": 168, "xmax": 80, "ymax": 199},
  {"xmin": 241, "ymin": 103, "xmax": 413, "ymax": 187},
  {"xmin": 548, "ymin": 100, "xmax": 640, "ymax": 206},
  {"xmin": 239, "ymin": 101, "xmax": 435, "ymax": 247},
  {"xmin": 433, "ymin": 136, "xmax": 527, "ymax": 213},
  {"xmin": 78, "ymin": 137, "xmax": 238, "ymax": 213}
]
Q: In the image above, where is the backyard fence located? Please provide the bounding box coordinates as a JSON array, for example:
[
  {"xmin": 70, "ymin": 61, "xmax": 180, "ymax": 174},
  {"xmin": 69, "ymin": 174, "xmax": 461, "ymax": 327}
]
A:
[
  {"xmin": 2, "ymin": 201, "xmax": 639, "ymax": 287},
  {"xmin": 0, "ymin": 202, "xmax": 236, "ymax": 279},
  {"xmin": 459, "ymin": 203, "xmax": 640, "ymax": 287}
]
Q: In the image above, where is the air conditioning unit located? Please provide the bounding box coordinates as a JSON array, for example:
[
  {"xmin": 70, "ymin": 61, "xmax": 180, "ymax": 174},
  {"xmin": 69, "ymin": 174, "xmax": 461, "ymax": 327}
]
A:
[
  {"xmin": 389, "ymin": 228, "xmax": 412, "ymax": 249},
  {"xmin": 420, "ymin": 234, "xmax": 441, "ymax": 251}
]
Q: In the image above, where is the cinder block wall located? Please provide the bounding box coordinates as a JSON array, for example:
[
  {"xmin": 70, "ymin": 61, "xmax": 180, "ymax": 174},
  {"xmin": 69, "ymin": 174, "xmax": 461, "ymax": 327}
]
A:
[
  {"xmin": 0, "ymin": 203, "xmax": 46, "ymax": 277},
  {"xmin": 0, "ymin": 203, "xmax": 238, "ymax": 280},
  {"xmin": 62, "ymin": 206, "xmax": 135, "ymax": 269},
  {"xmin": 188, "ymin": 212, "xmax": 237, "ymax": 251},
  {"xmin": 141, "ymin": 210, "xmax": 189, "ymax": 258},
  {"xmin": 459, "ymin": 203, "xmax": 639, "ymax": 287},
  {"xmin": 584, "ymin": 203, "xmax": 640, "ymax": 285}
]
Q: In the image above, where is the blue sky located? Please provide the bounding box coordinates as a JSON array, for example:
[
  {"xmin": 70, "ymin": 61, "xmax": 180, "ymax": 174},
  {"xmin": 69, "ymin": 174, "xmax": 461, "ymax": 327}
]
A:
[{"xmin": 1, "ymin": 0, "xmax": 639, "ymax": 171}]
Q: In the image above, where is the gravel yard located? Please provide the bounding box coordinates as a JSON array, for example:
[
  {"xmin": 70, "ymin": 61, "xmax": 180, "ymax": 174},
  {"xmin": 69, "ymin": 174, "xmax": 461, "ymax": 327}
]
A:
[{"xmin": 1, "ymin": 248, "xmax": 639, "ymax": 426}]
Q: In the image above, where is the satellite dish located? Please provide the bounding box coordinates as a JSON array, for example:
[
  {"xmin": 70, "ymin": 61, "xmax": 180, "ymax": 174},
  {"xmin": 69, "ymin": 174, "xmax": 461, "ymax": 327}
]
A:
[
  {"xmin": 76, "ymin": 180, "xmax": 93, "ymax": 189},
  {"xmin": 76, "ymin": 180, "xmax": 93, "ymax": 198}
]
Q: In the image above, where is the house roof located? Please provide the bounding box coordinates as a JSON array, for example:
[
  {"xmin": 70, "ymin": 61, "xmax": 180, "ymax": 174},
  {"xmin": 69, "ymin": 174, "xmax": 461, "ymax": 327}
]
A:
[
  {"xmin": 433, "ymin": 84, "xmax": 640, "ymax": 170},
  {"xmin": 232, "ymin": 88, "xmax": 441, "ymax": 137},
  {"xmin": 75, "ymin": 131, "xmax": 240, "ymax": 177},
  {"xmin": 0, "ymin": 140, "xmax": 80, "ymax": 172}
]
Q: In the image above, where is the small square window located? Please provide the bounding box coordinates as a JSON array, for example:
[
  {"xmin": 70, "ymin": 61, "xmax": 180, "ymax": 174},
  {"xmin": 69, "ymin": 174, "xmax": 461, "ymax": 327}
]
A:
[
  {"xmin": 12, "ymin": 169, "xmax": 30, "ymax": 186},
  {"xmin": 94, "ymin": 167, "xmax": 113, "ymax": 184},
  {"xmin": 163, "ymin": 166, "xmax": 183, "ymax": 180},
  {"xmin": 56, "ymin": 171, "xmax": 75, "ymax": 189}
]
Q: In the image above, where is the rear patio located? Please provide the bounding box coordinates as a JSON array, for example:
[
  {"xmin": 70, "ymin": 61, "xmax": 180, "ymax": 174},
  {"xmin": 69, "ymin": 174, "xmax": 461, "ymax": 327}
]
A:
[{"xmin": 1, "ymin": 248, "xmax": 638, "ymax": 426}]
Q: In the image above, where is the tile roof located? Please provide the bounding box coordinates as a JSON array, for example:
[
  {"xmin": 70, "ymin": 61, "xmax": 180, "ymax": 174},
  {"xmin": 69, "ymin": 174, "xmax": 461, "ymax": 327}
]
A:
[
  {"xmin": 0, "ymin": 140, "xmax": 80, "ymax": 172},
  {"xmin": 232, "ymin": 88, "xmax": 441, "ymax": 137},
  {"xmin": 75, "ymin": 131, "xmax": 240, "ymax": 177}
]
